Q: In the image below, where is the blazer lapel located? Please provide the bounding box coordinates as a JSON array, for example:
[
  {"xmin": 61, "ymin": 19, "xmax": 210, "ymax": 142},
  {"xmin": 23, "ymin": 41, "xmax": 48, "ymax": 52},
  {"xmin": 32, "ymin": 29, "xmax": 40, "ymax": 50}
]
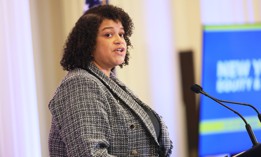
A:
[{"xmin": 87, "ymin": 64, "xmax": 159, "ymax": 145}]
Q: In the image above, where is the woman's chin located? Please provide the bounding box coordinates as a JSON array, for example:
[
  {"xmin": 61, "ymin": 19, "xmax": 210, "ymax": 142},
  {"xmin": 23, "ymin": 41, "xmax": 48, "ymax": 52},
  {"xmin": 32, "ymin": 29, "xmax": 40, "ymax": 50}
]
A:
[{"xmin": 116, "ymin": 60, "xmax": 125, "ymax": 65}]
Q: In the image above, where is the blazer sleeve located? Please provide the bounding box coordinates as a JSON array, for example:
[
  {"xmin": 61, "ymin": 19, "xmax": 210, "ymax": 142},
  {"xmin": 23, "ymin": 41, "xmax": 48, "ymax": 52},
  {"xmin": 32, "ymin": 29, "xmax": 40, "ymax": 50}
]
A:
[{"xmin": 49, "ymin": 76, "xmax": 116, "ymax": 157}]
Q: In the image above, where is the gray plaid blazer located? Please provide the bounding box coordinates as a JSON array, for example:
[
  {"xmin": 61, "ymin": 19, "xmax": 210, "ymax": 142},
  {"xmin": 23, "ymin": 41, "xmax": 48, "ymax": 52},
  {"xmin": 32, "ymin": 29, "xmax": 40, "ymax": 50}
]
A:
[{"xmin": 48, "ymin": 63, "xmax": 172, "ymax": 157}]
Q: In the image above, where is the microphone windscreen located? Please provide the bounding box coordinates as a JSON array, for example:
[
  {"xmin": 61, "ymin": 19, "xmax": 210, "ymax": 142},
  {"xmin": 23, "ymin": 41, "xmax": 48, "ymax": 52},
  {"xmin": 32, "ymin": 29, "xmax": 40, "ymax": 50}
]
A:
[{"xmin": 190, "ymin": 84, "xmax": 203, "ymax": 94}]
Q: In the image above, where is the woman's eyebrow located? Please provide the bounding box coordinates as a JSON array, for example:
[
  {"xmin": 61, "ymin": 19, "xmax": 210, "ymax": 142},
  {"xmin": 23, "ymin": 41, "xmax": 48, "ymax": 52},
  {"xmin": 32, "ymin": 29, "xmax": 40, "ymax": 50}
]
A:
[
  {"xmin": 101, "ymin": 26, "xmax": 113, "ymax": 31},
  {"xmin": 101, "ymin": 27, "xmax": 124, "ymax": 31}
]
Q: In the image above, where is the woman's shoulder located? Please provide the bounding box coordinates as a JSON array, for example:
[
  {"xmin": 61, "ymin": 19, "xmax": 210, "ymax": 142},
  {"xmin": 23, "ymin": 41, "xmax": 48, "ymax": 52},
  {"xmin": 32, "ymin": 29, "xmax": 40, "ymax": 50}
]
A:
[
  {"xmin": 67, "ymin": 68, "xmax": 92, "ymax": 78},
  {"xmin": 63, "ymin": 68, "xmax": 99, "ymax": 83},
  {"xmin": 52, "ymin": 68, "xmax": 102, "ymax": 95},
  {"xmin": 49, "ymin": 68, "xmax": 104, "ymax": 104}
]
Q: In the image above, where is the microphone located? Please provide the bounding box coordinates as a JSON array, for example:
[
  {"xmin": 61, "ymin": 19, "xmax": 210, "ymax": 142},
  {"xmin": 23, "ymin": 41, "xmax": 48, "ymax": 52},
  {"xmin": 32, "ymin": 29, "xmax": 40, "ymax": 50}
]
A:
[
  {"xmin": 191, "ymin": 84, "xmax": 261, "ymax": 123},
  {"xmin": 218, "ymin": 99, "xmax": 261, "ymax": 123},
  {"xmin": 191, "ymin": 84, "xmax": 259, "ymax": 147}
]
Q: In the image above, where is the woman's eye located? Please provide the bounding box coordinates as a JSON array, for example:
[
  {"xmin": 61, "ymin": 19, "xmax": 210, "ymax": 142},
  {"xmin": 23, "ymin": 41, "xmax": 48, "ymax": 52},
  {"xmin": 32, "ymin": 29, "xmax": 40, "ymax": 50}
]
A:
[
  {"xmin": 119, "ymin": 33, "xmax": 125, "ymax": 38},
  {"xmin": 105, "ymin": 33, "xmax": 112, "ymax": 37}
]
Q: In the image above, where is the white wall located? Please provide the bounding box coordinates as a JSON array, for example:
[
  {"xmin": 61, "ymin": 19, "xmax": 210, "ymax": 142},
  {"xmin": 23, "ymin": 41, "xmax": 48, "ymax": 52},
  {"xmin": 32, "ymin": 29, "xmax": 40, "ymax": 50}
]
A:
[{"xmin": 0, "ymin": 0, "xmax": 41, "ymax": 156}]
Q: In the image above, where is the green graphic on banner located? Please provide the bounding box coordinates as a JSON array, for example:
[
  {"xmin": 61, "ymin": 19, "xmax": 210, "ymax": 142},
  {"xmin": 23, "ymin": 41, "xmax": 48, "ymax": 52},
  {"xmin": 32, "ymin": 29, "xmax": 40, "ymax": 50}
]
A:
[{"xmin": 200, "ymin": 116, "xmax": 261, "ymax": 135}]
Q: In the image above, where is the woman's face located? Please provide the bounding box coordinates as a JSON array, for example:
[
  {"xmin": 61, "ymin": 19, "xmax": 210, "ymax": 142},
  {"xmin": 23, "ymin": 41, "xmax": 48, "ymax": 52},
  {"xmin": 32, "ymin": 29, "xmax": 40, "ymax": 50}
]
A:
[{"xmin": 92, "ymin": 19, "xmax": 126, "ymax": 74}]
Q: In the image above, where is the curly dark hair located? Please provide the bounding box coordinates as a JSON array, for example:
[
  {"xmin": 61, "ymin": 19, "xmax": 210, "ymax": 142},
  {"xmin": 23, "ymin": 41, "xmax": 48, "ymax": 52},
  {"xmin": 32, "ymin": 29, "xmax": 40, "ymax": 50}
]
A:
[{"xmin": 60, "ymin": 5, "xmax": 134, "ymax": 71}]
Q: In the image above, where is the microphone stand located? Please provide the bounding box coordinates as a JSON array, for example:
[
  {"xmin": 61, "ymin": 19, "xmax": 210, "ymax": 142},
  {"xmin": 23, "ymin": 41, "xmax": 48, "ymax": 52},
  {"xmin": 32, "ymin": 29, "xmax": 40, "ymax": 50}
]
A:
[
  {"xmin": 217, "ymin": 99, "xmax": 261, "ymax": 123},
  {"xmin": 200, "ymin": 91, "xmax": 259, "ymax": 147},
  {"xmin": 190, "ymin": 84, "xmax": 261, "ymax": 157}
]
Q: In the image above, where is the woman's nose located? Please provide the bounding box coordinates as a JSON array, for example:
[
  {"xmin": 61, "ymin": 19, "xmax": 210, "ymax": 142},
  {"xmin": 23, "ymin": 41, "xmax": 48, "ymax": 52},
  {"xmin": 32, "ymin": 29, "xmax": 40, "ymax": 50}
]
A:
[{"xmin": 114, "ymin": 35, "xmax": 125, "ymax": 44}]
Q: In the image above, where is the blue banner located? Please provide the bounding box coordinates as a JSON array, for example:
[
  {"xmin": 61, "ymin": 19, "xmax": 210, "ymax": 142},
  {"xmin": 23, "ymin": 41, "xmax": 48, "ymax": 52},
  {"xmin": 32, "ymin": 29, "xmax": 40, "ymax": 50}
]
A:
[{"xmin": 199, "ymin": 24, "xmax": 261, "ymax": 156}]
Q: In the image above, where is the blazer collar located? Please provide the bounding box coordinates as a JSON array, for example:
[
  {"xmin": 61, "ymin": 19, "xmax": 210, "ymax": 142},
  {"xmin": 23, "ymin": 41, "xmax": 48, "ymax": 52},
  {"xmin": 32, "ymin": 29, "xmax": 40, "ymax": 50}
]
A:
[{"xmin": 87, "ymin": 63, "xmax": 159, "ymax": 145}]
